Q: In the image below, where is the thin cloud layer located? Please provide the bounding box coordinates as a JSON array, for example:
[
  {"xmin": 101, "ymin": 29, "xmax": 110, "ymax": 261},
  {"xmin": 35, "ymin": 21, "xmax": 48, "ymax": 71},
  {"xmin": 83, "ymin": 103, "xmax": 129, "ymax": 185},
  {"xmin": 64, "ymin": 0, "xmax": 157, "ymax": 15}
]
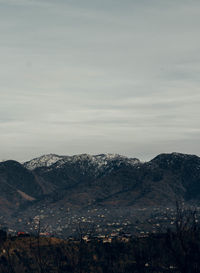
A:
[{"xmin": 0, "ymin": 0, "xmax": 200, "ymax": 161}]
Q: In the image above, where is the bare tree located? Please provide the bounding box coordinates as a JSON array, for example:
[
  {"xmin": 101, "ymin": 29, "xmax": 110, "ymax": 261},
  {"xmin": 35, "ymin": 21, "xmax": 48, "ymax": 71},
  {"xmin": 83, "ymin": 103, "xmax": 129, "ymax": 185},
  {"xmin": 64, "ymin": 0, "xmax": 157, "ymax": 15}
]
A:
[{"xmin": 166, "ymin": 201, "xmax": 200, "ymax": 273}]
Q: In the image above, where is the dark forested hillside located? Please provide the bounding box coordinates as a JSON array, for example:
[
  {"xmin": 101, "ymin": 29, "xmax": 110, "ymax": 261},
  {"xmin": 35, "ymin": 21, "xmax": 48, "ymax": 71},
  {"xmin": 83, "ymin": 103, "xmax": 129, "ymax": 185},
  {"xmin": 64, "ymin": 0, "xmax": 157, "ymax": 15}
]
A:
[{"xmin": 0, "ymin": 153, "xmax": 200, "ymax": 218}]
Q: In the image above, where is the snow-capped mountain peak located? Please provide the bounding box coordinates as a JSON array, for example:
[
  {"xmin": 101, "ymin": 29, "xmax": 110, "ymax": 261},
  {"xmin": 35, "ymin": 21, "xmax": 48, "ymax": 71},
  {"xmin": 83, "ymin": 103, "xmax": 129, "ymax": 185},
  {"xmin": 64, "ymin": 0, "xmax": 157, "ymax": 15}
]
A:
[
  {"xmin": 23, "ymin": 153, "xmax": 140, "ymax": 171},
  {"xmin": 23, "ymin": 154, "xmax": 66, "ymax": 170}
]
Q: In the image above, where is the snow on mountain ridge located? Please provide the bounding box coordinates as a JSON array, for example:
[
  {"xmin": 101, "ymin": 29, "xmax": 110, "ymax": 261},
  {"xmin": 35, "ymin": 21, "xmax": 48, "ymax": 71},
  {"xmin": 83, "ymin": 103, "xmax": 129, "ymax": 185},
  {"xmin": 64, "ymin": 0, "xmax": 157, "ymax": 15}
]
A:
[
  {"xmin": 24, "ymin": 153, "xmax": 140, "ymax": 171},
  {"xmin": 24, "ymin": 154, "xmax": 66, "ymax": 170}
]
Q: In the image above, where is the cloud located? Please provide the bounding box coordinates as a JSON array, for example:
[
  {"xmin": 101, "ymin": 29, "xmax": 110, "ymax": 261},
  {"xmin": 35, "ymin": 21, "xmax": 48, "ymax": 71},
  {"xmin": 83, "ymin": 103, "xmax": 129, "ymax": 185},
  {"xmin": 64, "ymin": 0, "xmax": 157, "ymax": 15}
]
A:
[
  {"xmin": 0, "ymin": 0, "xmax": 200, "ymax": 161},
  {"xmin": 0, "ymin": 0, "xmax": 52, "ymax": 7}
]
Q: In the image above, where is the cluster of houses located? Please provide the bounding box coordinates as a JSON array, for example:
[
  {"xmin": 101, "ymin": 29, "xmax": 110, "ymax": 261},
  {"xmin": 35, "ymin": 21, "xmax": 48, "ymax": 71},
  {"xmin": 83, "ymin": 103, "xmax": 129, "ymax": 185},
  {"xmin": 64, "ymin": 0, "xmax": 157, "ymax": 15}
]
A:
[{"xmin": 3, "ymin": 206, "xmax": 198, "ymax": 241}]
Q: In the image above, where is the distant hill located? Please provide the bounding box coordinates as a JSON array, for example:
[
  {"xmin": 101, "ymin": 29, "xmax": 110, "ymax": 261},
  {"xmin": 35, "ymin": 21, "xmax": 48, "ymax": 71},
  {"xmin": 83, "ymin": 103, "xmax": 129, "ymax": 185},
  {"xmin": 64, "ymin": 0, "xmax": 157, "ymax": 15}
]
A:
[{"xmin": 0, "ymin": 152, "xmax": 200, "ymax": 217}]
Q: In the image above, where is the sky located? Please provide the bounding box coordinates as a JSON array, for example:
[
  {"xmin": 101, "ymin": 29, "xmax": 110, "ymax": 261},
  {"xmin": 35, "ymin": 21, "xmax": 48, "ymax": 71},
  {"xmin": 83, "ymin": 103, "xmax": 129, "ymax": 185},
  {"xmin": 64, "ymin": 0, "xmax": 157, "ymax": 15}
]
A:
[{"xmin": 0, "ymin": 0, "xmax": 200, "ymax": 162}]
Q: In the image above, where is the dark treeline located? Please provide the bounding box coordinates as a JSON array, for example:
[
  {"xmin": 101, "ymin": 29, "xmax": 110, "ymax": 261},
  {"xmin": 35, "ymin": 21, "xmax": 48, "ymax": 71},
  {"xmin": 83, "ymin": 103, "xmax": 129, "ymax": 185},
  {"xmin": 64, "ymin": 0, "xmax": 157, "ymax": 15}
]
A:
[{"xmin": 0, "ymin": 204, "xmax": 200, "ymax": 273}]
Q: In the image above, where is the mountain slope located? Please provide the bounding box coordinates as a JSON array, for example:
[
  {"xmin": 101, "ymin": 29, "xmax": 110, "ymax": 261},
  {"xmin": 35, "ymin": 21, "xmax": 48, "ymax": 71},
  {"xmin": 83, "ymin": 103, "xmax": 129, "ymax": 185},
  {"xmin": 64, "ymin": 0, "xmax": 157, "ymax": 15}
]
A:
[
  {"xmin": 31, "ymin": 152, "xmax": 200, "ymax": 208},
  {"xmin": 0, "ymin": 160, "xmax": 41, "ymax": 213},
  {"xmin": 1, "ymin": 152, "xmax": 200, "ymax": 217}
]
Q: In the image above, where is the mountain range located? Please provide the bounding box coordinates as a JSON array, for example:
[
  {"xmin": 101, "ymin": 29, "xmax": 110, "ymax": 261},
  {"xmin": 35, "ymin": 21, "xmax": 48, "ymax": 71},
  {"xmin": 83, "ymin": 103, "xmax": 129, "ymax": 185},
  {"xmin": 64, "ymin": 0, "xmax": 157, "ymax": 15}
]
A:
[{"xmin": 0, "ymin": 152, "xmax": 200, "ymax": 218}]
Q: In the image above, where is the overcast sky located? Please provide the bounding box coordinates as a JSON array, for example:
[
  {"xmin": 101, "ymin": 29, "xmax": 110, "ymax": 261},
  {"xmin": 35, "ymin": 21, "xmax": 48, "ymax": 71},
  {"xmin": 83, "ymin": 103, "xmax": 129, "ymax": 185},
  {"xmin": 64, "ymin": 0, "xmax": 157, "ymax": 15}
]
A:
[{"xmin": 0, "ymin": 0, "xmax": 200, "ymax": 162}]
